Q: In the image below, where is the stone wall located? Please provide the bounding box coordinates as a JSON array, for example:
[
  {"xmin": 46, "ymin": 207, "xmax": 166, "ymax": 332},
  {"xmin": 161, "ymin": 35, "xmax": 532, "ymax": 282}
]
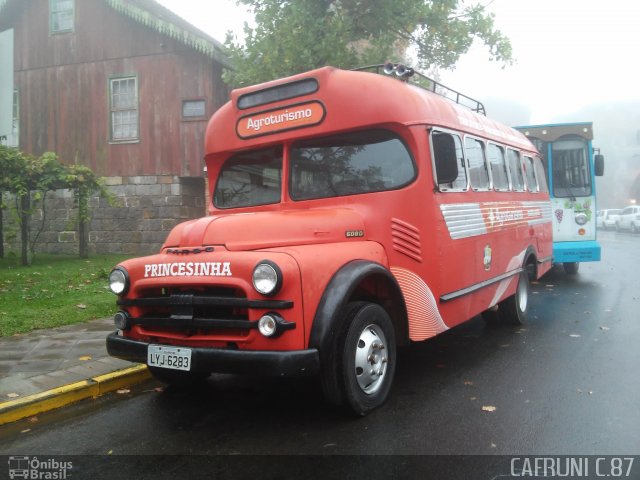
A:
[{"xmin": 1, "ymin": 175, "xmax": 206, "ymax": 257}]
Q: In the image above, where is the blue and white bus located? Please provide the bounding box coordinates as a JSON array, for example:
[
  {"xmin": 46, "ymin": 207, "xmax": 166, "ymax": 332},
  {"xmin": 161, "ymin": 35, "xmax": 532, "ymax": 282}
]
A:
[{"xmin": 514, "ymin": 122, "xmax": 605, "ymax": 274}]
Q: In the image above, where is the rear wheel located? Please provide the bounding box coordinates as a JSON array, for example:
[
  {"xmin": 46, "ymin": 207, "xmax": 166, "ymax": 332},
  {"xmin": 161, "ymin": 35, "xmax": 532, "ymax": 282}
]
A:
[
  {"xmin": 563, "ymin": 262, "xmax": 580, "ymax": 275},
  {"xmin": 331, "ymin": 302, "xmax": 397, "ymax": 416},
  {"xmin": 499, "ymin": 270, "xmax": 530, "ymax": 325},
  {"xmin": 483, "ymin": 270, "xmax": 530, "ymax": 326},
  {"xmin": 148, "ymin": 366, "xmax": 209, "ymax": 388}
]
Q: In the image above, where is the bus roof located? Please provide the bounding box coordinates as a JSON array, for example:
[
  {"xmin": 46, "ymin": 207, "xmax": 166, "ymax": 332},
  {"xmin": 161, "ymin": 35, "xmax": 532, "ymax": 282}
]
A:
[{"xmin": 205, "ymin": 66, "xmax": 536, "ymax": 156}]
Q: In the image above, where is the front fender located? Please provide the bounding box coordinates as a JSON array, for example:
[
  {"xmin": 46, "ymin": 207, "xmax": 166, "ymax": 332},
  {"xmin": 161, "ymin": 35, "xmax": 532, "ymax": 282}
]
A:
[{"xmin": 309, "ymin": 260, "xmax": 407, "ymax": 404}]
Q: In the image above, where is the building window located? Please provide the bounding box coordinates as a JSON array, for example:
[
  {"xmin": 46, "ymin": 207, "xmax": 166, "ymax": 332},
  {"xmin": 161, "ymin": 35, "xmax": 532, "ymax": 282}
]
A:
[
  {"xmin": 50, "ymin": 0, "xmax": 74, "ymax": 33},
  {"xmin": 182, "ymin": 99, "xmax": 206, "ymax": 118},
  {"xmin": 11, "ymin": 89, "xmax": 19, "ymax": 147},
  {"xmin": 109, "ymin": 76, "xmax": 139, "ymax": 142}
]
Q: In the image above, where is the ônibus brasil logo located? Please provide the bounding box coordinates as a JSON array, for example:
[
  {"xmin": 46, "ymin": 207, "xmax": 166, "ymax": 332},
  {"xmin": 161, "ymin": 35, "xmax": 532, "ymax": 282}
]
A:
[{"xmin": 8, "ymin": 456, "xmax": 73, "ymax": 479}]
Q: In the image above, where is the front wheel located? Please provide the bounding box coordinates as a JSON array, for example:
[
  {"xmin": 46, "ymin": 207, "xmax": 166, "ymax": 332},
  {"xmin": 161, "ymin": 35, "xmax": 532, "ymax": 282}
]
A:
[
  {"xmin": 336, "ymin": 302, "xmax": 397, "ymax": 416},
  {"xmin": 631, "ymin": 223, "xmax": 638, "ymax": 234},
  {"xmin": 563, "ymin": 262, "xmax": 580, "ymax": 275}
]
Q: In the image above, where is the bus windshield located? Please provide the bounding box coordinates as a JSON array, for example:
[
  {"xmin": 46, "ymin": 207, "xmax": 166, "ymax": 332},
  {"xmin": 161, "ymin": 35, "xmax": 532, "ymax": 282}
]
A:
[
  {"xmin": 552, "ymin": 136, "xmax": 591, "ymax": 197},
  {"xmin": 214, "ymin": 146, "xmax": 283, "ymax": 209},
  {"xmin": 290, "ymin": 129, "xmax": 416, "ymax": 200}
]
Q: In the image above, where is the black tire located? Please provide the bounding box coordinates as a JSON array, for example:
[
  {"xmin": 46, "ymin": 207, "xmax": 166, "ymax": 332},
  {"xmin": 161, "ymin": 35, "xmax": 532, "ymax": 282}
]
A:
[
  {"xmin": 563, "ymin": 262, "xmax": 580, "ymax": 275},
  {"xmin": 481, "ymin": 306, "xmax": 501, "ymax": 325},
  {"xmin": 616, "ymin": 222, "xmax": 621, "ymax": 232},
  {"xmin": 332, "ymin": 302, "xmax": 397, "ymax": 416},
  {"xmin": 632, "ymin": 223, "xmax": 638, "ymax": 234},
  {"xmin": 148, "ymin": 366, "xmax": 209, "ymax": 388},
  {"xmin": 499, "ymin": 270, "xmax": 530, "ymax": 325}
]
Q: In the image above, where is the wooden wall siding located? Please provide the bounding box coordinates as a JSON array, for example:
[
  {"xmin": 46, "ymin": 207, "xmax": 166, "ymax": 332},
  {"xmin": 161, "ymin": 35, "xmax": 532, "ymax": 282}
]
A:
[
  {"xmin": 5, "ymin": 0, "xmax": 228, "ymax": 178},
  {"xmin": 11, "ymin": 0, "xmax": 190, "ymax": 72}
]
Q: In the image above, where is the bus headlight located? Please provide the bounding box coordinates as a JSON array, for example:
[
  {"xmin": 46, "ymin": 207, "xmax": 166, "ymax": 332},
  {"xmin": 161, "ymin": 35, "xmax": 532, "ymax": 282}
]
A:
[
  {"xmin": 109, "ymin": 267, "xmax": 129, "ymax": 295},
  {"xmin": 252, "ymin": 261, "xmax": 282, "ymax": 297},
  {"xmin": 257, "ymin": 313, "xmax": 290, "ymax": 338},
  {"xmin": 114, "ymin": 311, "xmax": 131, "ymax": 330},
  {"xmin": 258, "ymin": 314, "xmax": 278, "ymax": 337},
  {"xmin": 575, "ymin": 213, "xmax": 588, "ymax": 225}
]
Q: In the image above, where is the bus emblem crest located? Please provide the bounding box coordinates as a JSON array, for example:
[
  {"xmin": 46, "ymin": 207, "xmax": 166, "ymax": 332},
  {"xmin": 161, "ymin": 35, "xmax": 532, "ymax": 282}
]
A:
[{"xmin": 483, "ymin": 245, "xmax": 492, "ymax": 271}]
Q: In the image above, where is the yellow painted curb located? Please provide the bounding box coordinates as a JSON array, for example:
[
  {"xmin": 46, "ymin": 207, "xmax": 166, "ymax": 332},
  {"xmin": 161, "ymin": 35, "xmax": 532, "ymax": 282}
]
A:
[{"xmin": 0, "ymin": 364, "xmax": 150, "ymax": 426}]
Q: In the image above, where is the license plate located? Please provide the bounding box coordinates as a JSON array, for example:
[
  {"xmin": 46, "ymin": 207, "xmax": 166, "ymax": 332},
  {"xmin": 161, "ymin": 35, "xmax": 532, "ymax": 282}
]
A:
[{"xmin": 147, "ymin": 345, "xmax": 192, "ymax": 371}]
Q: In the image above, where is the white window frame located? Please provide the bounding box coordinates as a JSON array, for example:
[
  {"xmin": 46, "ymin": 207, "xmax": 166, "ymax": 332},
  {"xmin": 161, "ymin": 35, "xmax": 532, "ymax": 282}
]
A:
[
  {"xmin": 50, "ymin": 0, "xmax": 74, "ymax": 34},
  {"xmin": 431, "ymin": 128, "xmax": 468, "ymax": 192},
  {"xmin": 10, "ymin": 89, "xmax": 19, "ymax": 147},
  {"xmin": 523, "ymin": 155, "xmax": 539, "ymax": 193},
  {"xmin": 487, "ymin": 142, "xmax": 510, "ymax": 192},
  {"xmin": 109, "ymin": 76, "xmax": 139, "ymax": 143},
  {"xmin": 464, "ymin": 135, "xmax": 491, "ymax": 192},
  {"xmin": 182, "ymin": 99, "xmax": 206, "ymax": 119},
  {"xmin": 507, "ymin": 148, "xmax": 526, "ymax": 192}
]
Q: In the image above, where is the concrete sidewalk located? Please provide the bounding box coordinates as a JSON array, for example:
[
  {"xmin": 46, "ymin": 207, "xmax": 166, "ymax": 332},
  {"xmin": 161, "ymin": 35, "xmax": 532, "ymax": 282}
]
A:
[{"xmin": 0, "ymin": 318, "xmax": 150, "ymax": 425}]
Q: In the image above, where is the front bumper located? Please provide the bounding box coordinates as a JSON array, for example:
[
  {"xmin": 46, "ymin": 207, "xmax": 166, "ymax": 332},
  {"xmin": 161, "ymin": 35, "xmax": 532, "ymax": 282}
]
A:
[
  {"xmin": 553, "ymin": 240, "xmax": 601, "ymax": 263},
  {"xmin": 106, "ymin": 332, "xmax": 320, "ymax": 377}
]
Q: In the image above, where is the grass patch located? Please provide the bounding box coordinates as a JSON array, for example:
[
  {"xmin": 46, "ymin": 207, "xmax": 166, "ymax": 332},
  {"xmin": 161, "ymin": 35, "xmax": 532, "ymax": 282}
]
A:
[{"xmin": 0, "ymin": 253, "xmax": 132, "ymax": 337}]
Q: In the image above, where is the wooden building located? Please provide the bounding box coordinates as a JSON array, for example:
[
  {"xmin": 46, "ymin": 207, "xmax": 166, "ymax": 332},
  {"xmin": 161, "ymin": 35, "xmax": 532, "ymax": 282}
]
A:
[{"xmin": 0, "ymin": 0, "xmax": 231, "ymax": 255}]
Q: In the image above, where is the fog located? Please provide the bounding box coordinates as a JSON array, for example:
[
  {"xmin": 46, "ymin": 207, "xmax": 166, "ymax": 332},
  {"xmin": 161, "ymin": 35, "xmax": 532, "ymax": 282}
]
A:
[
  {"xmin": 155, "ymin": 0, "xmax": 640, "ymax": 211},
  {"xmin": 560, "ymin": 102, "xmax": 640, "ymax": 209},
  {"xmin": 485, "ymin": 99, "xmax": 640, "ymax": 210}
]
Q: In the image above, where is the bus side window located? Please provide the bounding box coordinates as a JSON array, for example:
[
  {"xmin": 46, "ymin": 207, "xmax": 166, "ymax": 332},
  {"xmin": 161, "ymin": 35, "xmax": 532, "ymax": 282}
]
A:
[
  {"xmin": 507, "ymin": 149, "xmax": 525, "ymax": 192},
  {"xmin": 487, "ymin": 143, "xmax": 509, "ymax": 191},
  {"xmin": 432, "ymin": 130, "xmax": 467, "ymax": 191},
  {"xmin": 523, "ymin": 155, "xmax": 538, "ymax": 192},
  {"xmin": 533, "ymin": 156, "xmax": 549, "ymax": 193},
  {"xmin": 465, "ymin": 137, "xmax": 490, "ymax": 190}
]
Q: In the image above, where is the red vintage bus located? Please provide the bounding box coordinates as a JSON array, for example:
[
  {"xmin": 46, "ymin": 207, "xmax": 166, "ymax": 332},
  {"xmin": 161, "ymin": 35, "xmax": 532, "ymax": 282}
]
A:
[{"xmin": 107, "ymin": 64, "xmax": 553, "ymax": 415}]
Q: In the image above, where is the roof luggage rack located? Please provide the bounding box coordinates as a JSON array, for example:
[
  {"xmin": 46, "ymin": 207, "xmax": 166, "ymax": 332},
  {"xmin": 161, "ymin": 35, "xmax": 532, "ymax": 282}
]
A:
[{"xmin": 353, "ymin": 63, "xmax": 486, "ymax": 116}]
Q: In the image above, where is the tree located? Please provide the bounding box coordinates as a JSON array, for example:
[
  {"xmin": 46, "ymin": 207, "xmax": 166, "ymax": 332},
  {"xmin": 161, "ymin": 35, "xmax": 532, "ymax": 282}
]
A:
[
  {"xmin": 64, "ymin": 164, "xmax": 113, "ymax": 259},
  {"xmin": 3, "ymin": 150, "xmax": 67, "ymax": 266},
  {"xmin": 0, "ymin": 145, "xmax": 21, "ymax": 259},
  {"xmin": 0, "ymin": 146, "xmax": 111, "ymax": 264},
  {"xmin": 223, "ymin": 0, "xmax": 513, "ymax": 87}
]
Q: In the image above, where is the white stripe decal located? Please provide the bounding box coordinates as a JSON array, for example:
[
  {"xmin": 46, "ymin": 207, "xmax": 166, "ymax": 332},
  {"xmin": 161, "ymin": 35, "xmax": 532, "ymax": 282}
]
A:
[
  {"xmin": 440, "ymin": 200, "xmax": 552, "ymax": 240},
  {"xmin": 440, "ymin": 203, "xmax": 487, "ymax": 239},
  {"xmin": 391, "ymin": 267, "xmax": 449, "ymax": 341}
]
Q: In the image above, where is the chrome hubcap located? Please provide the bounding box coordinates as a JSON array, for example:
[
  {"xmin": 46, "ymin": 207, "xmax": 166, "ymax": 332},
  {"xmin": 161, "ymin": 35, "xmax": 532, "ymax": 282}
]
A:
[
  {"xmin": 518, "ymin": 276, "xmax": 528, "ymax": 312},
  {"xmin": 354, "ymin": 324, "xmax": 388, "ymax": 395}
]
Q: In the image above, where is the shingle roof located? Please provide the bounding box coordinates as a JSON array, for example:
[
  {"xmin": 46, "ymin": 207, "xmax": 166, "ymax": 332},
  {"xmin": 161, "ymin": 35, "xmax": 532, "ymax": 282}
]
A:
[{"xmin": 0, "ymin": 0, "xmax": 231, "ymax": 67}]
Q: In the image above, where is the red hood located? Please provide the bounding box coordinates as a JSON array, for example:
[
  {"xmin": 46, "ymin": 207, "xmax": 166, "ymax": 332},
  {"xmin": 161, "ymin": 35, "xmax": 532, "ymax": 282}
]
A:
[{"xmin": 162, "ymin": 209, "xmax": 366, "ymax": 251}]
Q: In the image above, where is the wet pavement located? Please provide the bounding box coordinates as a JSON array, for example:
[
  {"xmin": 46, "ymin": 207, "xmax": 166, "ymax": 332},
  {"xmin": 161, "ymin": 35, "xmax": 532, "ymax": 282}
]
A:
[
  {"xmin": 0, "ymin": 318, "xmax": 136, "ymax": 400},
  {"xmin": 0, "ymin": 230, "xmax": 638, "ymax": 480}
]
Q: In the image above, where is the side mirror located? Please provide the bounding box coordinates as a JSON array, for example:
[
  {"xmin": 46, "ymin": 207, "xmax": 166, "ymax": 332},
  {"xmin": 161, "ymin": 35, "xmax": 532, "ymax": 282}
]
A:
[{"xmin": 594, "ymin": 154, "xmax": 604, "ymax": 176}]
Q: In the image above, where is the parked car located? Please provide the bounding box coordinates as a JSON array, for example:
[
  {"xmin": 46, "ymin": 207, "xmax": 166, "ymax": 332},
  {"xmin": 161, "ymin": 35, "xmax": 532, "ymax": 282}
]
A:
[
  {"xmin": 597, "ymin": 209, "xmax": 621, "ymax": 230},
  {"xmin": 616, "ymin": 205, "xmax": 640, "ymax": 233}
]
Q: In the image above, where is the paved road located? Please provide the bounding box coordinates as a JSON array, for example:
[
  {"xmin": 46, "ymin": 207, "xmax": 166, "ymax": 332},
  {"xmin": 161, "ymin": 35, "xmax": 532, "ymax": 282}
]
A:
[{"xmin": 1, "ymin": 231, "xmax": 639, "ymax": 477}]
